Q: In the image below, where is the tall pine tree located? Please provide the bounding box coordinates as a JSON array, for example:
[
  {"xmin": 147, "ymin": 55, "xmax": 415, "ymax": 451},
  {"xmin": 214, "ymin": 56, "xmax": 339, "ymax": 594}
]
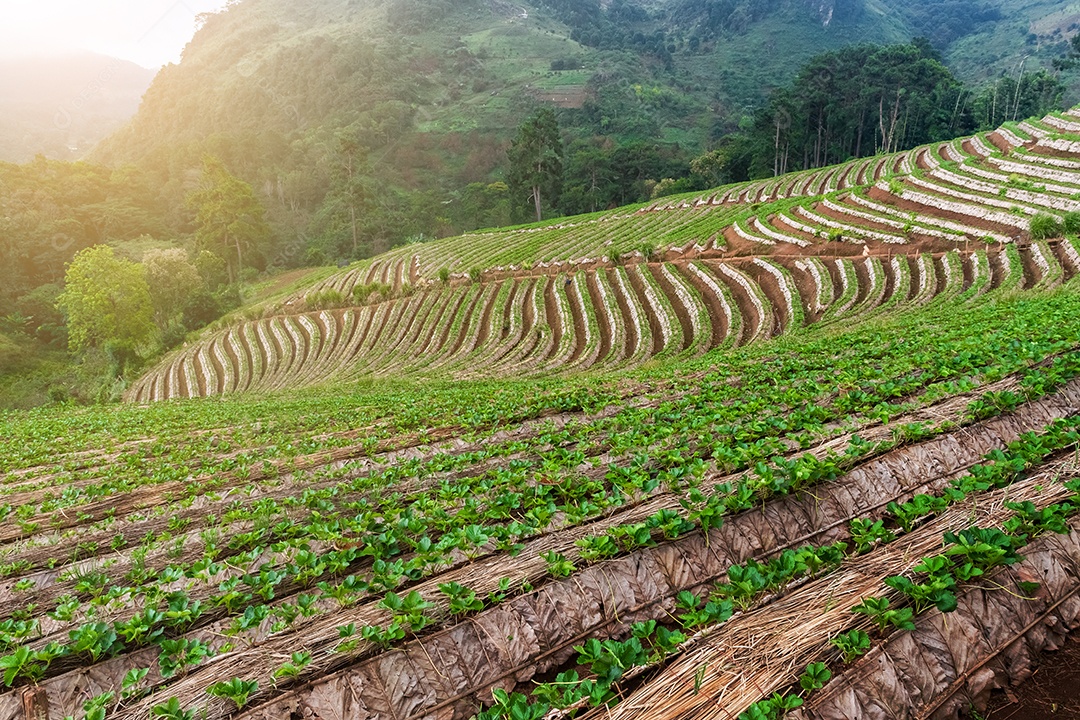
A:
[{"xmin": 508, "ymin": 109, "xmax": 564, "ymax": 223}]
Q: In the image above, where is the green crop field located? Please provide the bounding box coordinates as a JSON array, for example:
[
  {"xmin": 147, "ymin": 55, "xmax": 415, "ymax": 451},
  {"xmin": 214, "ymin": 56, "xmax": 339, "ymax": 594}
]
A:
[{"xmin": 6, "ymin": 110, "xmax": 1080, "ymax": 720}]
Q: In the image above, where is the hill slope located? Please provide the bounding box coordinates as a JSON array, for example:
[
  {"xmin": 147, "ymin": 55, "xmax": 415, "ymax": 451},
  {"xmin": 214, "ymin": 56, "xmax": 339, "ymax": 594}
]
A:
[
  {"xmin": 4, "ymin": 231, "xmax": 1080, "ymax": 720},
  {"xmin": 85, "ymin": 0, "xmax": 1080, "ymax": 254},
  {"xmin": 93, "ymin": 0, "xmax": 1080, "ymax": 167},
  {"xmin": 129, "ymin": 108, "xmax": 1080, "ymax": 401}
]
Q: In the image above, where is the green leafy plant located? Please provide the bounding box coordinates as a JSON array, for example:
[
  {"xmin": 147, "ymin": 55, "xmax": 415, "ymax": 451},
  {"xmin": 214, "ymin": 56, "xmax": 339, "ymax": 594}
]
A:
[
  {"xmin": 799, "ymin": 662, "xmax": 832, "ymax": 693},
  {"xmin": 378, "ymin": 590, "xmax": 435, "ymax": 631},
  {"xmin": 272, "ymin": 652, "xmax": 312, "ymax": 680},
  {"xmin": 540, "ymin": 550, "xmax": 576, "ymax": 578},
  {"xmin": 438, "ymin": 582, "xmax": 484, "ymax": 616},
  {"xmin": 830, "ymin": 629, "xmax": 871, "ymax": 663},
  {"xmin": 476, "ymin": 688, "xmax": 549, "ymax": 720},
  {"xmin": 69, "ymin": 622, "xmax": 122, "ymax": 662},
  {"xmin": 121, "ymin": 667, "xmax": 150, "ymax": 700},
  {"xmin": 151, "ymin": 697, "xmax": 195, "ymax": 720},
  {"xmin": 738, "ymin": 692, "xmax": 804, "ymax": 720},
  {"xmin": 207, "ymin": 678, "xmax": 259, "ymax": 709},
  {"xmin": 158, "ymin": 638, "xmax": 213, "ymax": 678},
  {"xmin": 852, "ymin": 596, "xmax": 915, "ymax": 632},
  {"xmin": 361, "ymin": 622, "xmax": 406, "ymax": 649},
  {"xmin": 0, "ymin": 646, "xmax": 51, "ymax": 686},
  {"xmin": 1030, "ymin": 212, "xmax": 1064, "ymax": 240},
  {"xmin": 849, "ymin": 518, "xmax": 896, "ymax": 555}
]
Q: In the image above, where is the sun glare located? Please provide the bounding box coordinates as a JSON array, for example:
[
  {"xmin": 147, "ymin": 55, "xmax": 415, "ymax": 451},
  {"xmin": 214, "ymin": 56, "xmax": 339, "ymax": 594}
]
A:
[{"xmin": 1, "ymin": 0, "xmax": 229, "ymax": 68}]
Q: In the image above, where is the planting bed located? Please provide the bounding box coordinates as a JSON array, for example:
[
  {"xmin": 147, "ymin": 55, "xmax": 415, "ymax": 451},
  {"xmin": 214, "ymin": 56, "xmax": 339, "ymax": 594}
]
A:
[
  {"xmin": 9, "ymin": 111, "xmax": 1080, "ymax": 720},
  {"xmin": 134, "ymin": 109, "xmax": 1080, "ymax": 402},
  {"xmin": 7, "ymin": 283, "xmax": 1080, "ymax": 719}
]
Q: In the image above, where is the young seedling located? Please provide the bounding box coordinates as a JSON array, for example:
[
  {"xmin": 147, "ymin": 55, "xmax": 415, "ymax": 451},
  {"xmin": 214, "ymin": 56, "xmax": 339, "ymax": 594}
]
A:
[
  {"xmin": 851, "ymin": 596, "xmax": 915, "ymax": 632},
  {"xmin": 540, "ymin": 551, "xmax": 576, "ymax": 578},
  {"xmin": 272, "ymin": 652, "xmax": 312, "ymax": 680},
  {"xmin": 150, "ymin": 697, "xmax": 195, "ymax": 720},
  {"xmin": 830, "ymin": 629, "xmax": 871, "ymax": 664},
  {"xmin": 799, "ymin": 662, "xmax": 832, "ymax": 694},
  {"xmin": 207, "ymin": 678, "xmax": 259, "ymax": 709},
  {"xmin": 438, "ymin": 582, "xmax": 484, "ymax": 616}
]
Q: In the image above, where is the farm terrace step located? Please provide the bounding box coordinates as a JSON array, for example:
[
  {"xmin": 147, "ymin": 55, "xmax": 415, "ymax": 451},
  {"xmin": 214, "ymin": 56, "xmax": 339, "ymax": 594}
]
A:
[{"xmin": 129, "ymin": 247, "xmax": 1067, "ymax": 401}]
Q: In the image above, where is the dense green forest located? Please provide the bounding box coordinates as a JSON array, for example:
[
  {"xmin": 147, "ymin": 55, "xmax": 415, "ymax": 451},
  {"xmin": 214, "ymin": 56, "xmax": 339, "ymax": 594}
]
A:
[{"xmin": 87, "ymin": 0, "xmax": 1080, "ymax": 260}]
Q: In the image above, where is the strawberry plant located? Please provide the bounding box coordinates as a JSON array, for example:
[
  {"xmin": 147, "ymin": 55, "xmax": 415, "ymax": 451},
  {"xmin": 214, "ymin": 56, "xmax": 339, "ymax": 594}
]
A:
[
  {"xmin": 852, "ymin": 596, "xmax": 916, "ymax": 632},
  {"xmin": 738, "ymin": 692, "xmax": 803, "ymax": 720},
  {"xmin": 831, "ymin": 629, "xmax": 871, "ymax": 663},
  {"xmin": 158, "ymin": 638, "xmax": 213, "ymax": 678},
  {"xmin": 438, "ymin": 582, "xmax": 484, "ymax": 616},
  {"xmin": 476, "ymin": 688, "xmax": 549, "ymax": 720},
  {"xmin": 849, "ymin": 518, "xmax": 895, "ymax": 554},
  {"xmin": 0, "ymin": 647, "xmax": 44, "ymax": 686},
  {"xmin": 151, "ymin": 697, "xmax": 195, "ymax": 720},
  {"xmin": 272, "ymin": 652, "xmax": 312, "ymax": 680},
  {"xmin": 207, "ymin": 678, "xmax": 259, "ymax": 709},
  {"xmin": 887, "ymin": 494, "xmax": 949, "ymax": 532},
  {"xmin": 541, "ymin": 550, "xmax": 577, "ymax": 578},
  {"xmin": 574, "ymin": 636, "xmax": 648, "ymax": 685},
  {"xmin": 77, "ymin": 691, "xmax": 115, "ymax": 720},
  {"xmin": 378, "ymin": 590, "xmax": 435, "ymax": 631},
  {"xmin": 69, "ymin": 622, "xmax": 121, "ymax": 662},
  {"xmin": 361, "ymin": 622, "xmax": 406, "ymax": 649},
  {"xmin": 121, "ymin": 667, "xmax": 150, "ymax": 700},
  {"xmin": 575, "ymin": 534, "xmax": 621, "ymax": 562},
  {"xmin": 943, "ymin": 527, "xmax": 1024, "ymax": 569},
  {"xmin": 799, "ymin": 662, "xmax": 832, "ymax": 693}
]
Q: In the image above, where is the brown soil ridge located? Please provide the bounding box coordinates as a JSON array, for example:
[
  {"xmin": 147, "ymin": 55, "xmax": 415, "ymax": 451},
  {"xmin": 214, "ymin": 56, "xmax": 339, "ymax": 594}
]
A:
[
  {"xmin": 698, "ymin": 260, "xmax": 761, "ymax": 346},
  {"xmin": 673, "ymin": 263, "xmax": 727, "ymax": 349},
  {"xmin": 604, "ymin": 267, "xmax": 641, "ymax": 361},
  {"xmin": 624, "ymin": 265, "xmax": 666, "ymax": 356},
  {"xmin": 584, "ymin": 271, "xmax": 613, "ymax": 364},
  {"xmin": 650, "ymin": 264, "xmax": 695, "ymax": 352}
]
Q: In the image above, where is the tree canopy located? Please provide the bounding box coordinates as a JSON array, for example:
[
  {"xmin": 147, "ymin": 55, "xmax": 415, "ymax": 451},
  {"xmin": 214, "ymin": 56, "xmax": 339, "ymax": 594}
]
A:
[
  {"xmin": 507, "ymin": 109, "xmax": 565, "ymax": 223},
  {"xmin": 187, "ymin": 156, "xmax": 271, "ymax": 282},
  {"xmin": 724, "ymin": 40, "xmax": 1065, "ymax": 180},
  {"xmin": 55, "ymin": 245, "xmax": 156, "ymax": 357}
]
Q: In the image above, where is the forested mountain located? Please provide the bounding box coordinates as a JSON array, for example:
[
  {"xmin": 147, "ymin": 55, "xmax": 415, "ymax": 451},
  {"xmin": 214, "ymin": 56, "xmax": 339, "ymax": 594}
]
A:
[
  {"xmin": 84, "ymin": 0, "xmax": 1080, "ymax": 264},
  {"xmin": 0, "ymin": 53, "xmax": 154, "ymax": 162},
  {"xmin": 3, "ymin": 0, "xmax": 1080, "ymax": 407}
]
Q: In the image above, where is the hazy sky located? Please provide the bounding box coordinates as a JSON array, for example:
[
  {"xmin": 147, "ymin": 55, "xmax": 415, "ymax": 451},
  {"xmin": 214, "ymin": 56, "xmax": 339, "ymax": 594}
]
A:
[{"xmin": 1, "ymin": 0, "xmax": 230, "ymax": 68}]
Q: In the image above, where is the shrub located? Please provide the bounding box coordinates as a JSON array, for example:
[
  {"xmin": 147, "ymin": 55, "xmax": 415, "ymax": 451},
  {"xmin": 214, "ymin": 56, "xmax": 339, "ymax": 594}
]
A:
[
  {"xmin": 1063, "ymin": 211, "xmax": 1080, "ymax": 235},
  {"xmin": 305, "ymin": 289, "xmax": 344, "ymax": 310},
  {"xmin": 438, "ymin": 267, "xmax": 451, "ymax": 284},
  {"xmin": 1030, "ymin": 213, "xmax": 1063, "ymax": 240},
  {"xmin": 352, "ymin": 283, "xmax": 393, "ymax": 305}
]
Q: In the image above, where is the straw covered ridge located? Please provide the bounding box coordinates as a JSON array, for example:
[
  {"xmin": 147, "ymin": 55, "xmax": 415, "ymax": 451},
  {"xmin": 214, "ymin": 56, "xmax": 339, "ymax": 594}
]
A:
[{"xmin": 588, "ymin": 462, "xmax": 1080, "ymax": 720}]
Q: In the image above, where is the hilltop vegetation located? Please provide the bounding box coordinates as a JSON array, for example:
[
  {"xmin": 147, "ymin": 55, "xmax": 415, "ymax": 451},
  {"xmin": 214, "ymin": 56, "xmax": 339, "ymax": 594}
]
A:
[{"xmin": 90, "ymin": 0, "xmax": 1080, "ymax": 258}]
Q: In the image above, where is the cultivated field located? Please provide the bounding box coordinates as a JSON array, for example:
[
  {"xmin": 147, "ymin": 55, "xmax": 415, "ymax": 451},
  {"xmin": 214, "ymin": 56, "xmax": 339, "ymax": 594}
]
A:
[
  {"xmin": 132, "ymin": 110, "xmax": 1080, "ymax": 402},
  {"xmin": 4, "ymin": 112, "xmax": 1080, "ymax": 720}
]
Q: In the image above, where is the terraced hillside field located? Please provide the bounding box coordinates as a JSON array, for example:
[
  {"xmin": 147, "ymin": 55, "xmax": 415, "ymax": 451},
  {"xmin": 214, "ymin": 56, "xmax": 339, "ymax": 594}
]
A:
[
  {"xmin": 131, "ymin": 108, "xmax": 1080, "ymax": 402},
  {"xmin": 6, "ymin": 111, "xmax": 1080, "ymax": 720},
  {"xmin": 6, "ymin": 286, "xmax": 1080, "ymax": 720}
]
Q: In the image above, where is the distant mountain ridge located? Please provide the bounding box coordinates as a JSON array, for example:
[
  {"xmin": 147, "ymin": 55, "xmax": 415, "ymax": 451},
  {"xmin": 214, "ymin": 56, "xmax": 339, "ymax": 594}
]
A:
[
  {"xmin": 0, "ymin": 52, "xmax": 155, "ymax": 163},
  {"xmin": 92, "ymin": 0, "xmax": 1077, "ymax": 168}
]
